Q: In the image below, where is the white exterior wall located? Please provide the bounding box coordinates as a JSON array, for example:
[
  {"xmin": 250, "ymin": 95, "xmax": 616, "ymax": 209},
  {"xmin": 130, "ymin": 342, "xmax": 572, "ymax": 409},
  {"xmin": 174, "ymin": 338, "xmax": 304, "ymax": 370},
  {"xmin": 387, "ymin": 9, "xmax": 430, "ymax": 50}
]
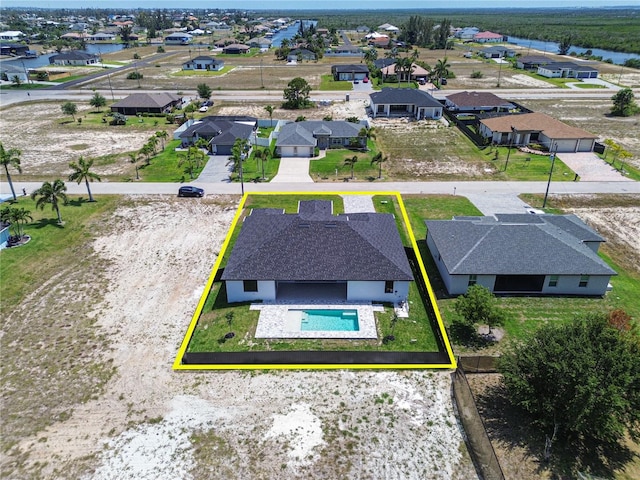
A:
[
  {"xmin": 540, "ymin": 134, "xmax": 579, "ymax": 153},
  {"xmin": 541, "ymin": 275, "xmax": 610, "ymax": 296},
  {"xmin": 278, "ymin": 145, "xmax": 314, "ymax": 157},
  {"xmin": 225, "ymin": 280, "xmax": 276, "ymax": 303},
  {"xmin": 347, "ymin": 280, "xmax": 409, "ymax": 303}
]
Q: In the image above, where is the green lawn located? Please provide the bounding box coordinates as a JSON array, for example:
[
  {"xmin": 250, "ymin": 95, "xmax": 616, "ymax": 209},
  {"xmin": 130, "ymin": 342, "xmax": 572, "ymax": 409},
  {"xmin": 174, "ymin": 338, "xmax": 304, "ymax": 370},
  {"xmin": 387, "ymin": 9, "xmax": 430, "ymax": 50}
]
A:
[
  {"xmin": 230, "ymin": 152, "xmax": 280, "ymax": 183},
  {"xmin": 484, "ymin": 146, "xmax": 575, "ymax": 181},
  {"xmin": 573, "ymin": 83, "xmax": 606, "ymax": 89},
  {"xmin": 309, "ymin": 142, "xmax": 381, "ymax": 181},
  {"xmin": 318, "ymin": 75, "xmax": 352, "ymax": 91},
  {"xmin": 137, "ymin": 139, "xmax": 207, "ymax": 182},
  {"xmin": 81, "ymin": 110, "xmax": 170, "ymax": 128},
  {"xmin": 171, "ymin": 65, "xmax": 234, "ymax": 76}
]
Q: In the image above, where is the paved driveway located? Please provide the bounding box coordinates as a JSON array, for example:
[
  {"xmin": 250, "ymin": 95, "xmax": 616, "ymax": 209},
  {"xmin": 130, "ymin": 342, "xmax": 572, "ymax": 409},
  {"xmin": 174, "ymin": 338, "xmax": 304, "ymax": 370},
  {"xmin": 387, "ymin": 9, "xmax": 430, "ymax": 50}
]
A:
[
  {"xmin": 557, "ymin": 152, "xmax": 633, "ymax": 182},
  {"xmin": 196, "ymin": 154, "xmax": 234, "ymax": 183},
  {"xmin": 271, "ymin": 157, "xmax": 313, "ymax": 183}
]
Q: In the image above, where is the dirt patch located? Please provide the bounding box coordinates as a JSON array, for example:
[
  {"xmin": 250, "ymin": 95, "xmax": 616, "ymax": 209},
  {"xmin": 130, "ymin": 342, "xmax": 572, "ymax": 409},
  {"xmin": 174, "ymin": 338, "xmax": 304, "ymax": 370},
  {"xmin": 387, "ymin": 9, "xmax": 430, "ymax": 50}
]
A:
[
  {"xmin": 4, "ymin": 196, "xmax": 476, "ymax": 479},
  {"xmin": 215, "ymin": 98, "xmax": 367, "ymax": 122}
]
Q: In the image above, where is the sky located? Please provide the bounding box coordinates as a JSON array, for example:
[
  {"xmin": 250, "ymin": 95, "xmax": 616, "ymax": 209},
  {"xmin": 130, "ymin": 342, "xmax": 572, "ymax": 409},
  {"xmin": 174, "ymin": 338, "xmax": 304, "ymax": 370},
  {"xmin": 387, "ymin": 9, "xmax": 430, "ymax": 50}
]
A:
[{"xmin": 0, "ymin": 0, "xmax": 628, "ymax": 9}]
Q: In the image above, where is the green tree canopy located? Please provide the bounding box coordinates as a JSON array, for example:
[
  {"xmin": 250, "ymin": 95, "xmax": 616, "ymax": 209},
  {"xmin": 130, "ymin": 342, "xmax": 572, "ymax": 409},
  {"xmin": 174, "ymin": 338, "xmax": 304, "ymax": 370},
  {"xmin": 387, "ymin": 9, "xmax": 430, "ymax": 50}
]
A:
[
  {"xmin": 611, "ymin": 88, "xmax": 638, "ymax": 117},
  {"xmin": 61, "ymin": 102, "xmax": 78, "ymax": 121},
  {"xmin": 282, "ymin": 77, "xmax": 312, "ymax": 110},
  {"xmin": 31, "ymin": 179, "xmax": 68, "ymax": 224},
  {"xmin": 68, "ymin": 156, "xmax": 101, "ymax": 202},
  {"xmin": 0, "ymin": 141, "xmax": 22, "ymax": 201},
  {"xmin": 197, "ymin": 83, "xmax": 212, "ymax": 100},
  {"xmin": 89, "ymin": 92, "xmax": 107, "ymax": 111},
  {"xmin": 499, "ymin": 313, "xmax": 640, "ymax": 457},
  {"xmin": 453, "ymin": 284, "xmax": 505, "ymax": 334}
]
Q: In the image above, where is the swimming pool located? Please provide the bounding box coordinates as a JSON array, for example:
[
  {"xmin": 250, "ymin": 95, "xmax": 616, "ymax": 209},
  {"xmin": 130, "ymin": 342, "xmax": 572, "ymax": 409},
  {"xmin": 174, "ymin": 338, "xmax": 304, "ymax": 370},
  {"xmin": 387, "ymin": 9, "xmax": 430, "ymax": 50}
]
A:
[{"xmin": 299, "ymin": 309, "xmax": 359, "ymax": 332}]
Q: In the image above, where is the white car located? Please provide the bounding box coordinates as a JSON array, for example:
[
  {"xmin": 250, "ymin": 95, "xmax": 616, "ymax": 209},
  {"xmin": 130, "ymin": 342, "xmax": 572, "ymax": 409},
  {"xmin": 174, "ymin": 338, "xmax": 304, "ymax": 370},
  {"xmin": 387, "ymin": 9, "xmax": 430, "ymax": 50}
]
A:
[{"xmin": 199, "ymin": 106, "xmax": 209, "ymax": 112}]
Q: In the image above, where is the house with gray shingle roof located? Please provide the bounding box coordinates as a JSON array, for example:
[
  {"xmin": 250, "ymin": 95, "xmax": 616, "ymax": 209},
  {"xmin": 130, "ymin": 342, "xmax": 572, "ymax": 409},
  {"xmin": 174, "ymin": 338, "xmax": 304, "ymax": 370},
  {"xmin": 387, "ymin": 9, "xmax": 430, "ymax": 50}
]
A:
[
  {"xmin": 445, "ymin": 91, "xmax": 514, "ymax": 112},
  {"xmin": 222, "ymin": 200, "xmax": 413, "ymax": 303},
  {"xmin": 110, "ymin": 93, "xmax": 182, "ymax": 115},
  {"xmin": 182, "ymin": 55, "xmax": 224, "ymax": 71},
  {"xmin": 331, "ymin": 64, "xmax": 369, "ymax": 81},
  {"xmin": 177, "ymin": 115, "xmax": 257, "ymax": 155},
  {"xmin": 369, "ymin": 88, "xmax": 443, "ymax": 120},
  {"xmin": 425, "ymin": 214, "xmax": 616, "ymax": 296},
  {"xmin": 49, "ymin": 51, "xmax": 100, "ymax": 66},
  {"xmin": 276, "ymin": 121, "xmax": 365, "ymax": 157}
]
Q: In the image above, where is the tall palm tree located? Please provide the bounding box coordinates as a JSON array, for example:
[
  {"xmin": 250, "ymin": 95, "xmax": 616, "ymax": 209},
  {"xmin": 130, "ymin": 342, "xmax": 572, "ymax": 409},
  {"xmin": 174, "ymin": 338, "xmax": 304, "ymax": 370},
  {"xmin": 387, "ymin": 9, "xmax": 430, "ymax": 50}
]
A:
[
  {"xmin": 155, "ymin": 130, "xmax": 168, "ymax": 150},
  {"xmin": 9, "ymin": 207, "xmax": 32, "ymax": 239},
  {"xmin": 432, "ymin": 57, "xmax": 451, "ymax": 86},
  {"xmin": 128, "ymin": 152, "xmax": 141, "ymax": 180},
  {"xmin": 147, "ymin": 135, "xmax": 159, "ymax": 155},
  {"xmin": 363, "ymin": 48, "xmax": 378, "ymax": 64},
  {"xmin": 264, "ymin": 105, "xmax": 274, "ymax": 127},
  {"xmin": 178, "ymin": 147, "xmax": 206, "ymax": 179},
  {"xmin": 370, "ymin": 152, "xmax": 388, "ymax": 179},
  {"xmin": 69, "ymin": 156, "xmax": 101, "ymax": 202},
  {"xmin": 31, "ymin": 179, "xmax": 68, "ymax": 225},
  {"xmin": 0, "ymin": 142, "xmax": 22, "ymax": 201},
  {"xmin": 344, "ymin": 155, "xmax": 358, "ymax": 179}
]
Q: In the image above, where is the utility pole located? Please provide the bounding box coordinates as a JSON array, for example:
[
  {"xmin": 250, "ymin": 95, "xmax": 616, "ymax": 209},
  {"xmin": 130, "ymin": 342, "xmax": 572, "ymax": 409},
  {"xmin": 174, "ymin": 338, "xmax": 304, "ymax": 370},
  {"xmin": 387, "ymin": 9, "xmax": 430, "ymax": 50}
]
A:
[
  {"xmin": 503, "ymin": 126, "xmax": 516, "ymax": 172},
  {"xmin": 543, "ymin": 143, "xmax": 558, "ymax": 208},
  {"xmin": 260, "ymin": 57, "xmax": 264, "ymax": 88}
]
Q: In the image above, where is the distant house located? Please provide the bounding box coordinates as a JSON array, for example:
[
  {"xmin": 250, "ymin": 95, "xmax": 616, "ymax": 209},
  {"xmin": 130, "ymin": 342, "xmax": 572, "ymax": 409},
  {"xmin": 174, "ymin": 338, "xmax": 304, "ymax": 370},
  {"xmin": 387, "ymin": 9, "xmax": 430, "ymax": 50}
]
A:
[
  {"xmin": 49, "ymin": 51, "xmax": 100, "ymax": 66},
  {"xmin": 369, "ymin": 88, "xmax": 443, "ymax": 120},
  {"xmin": 89, "ymin": 32, "xmax": 116, "ymax": 42},
  {"xmin": 164, "ymin": 33, "xmax": 193, "ymax": 45},
  {"xmin": 426, "ymin": 214, "xmax": 616, "ymax": 296},
  {"xmin": 249, "ymin": 37, "xmax": 272, "ymax": 50},
  {"xmin": 110, "ymin": 93, "xmax": 182, "ymax": 115},
  {"xmin": 516, "ymin": 55, "xmax": 552, "ymax": 70},
  {"xmin": 0, "ymin": 31, "xmax": 25, "ymax": 42},
  {"xmin": 221, "ymin": 200, "xmax": 413, "ymax": 304},
  {"xmin": 176, "ymin": 115, "xmax": 257, "ymax": 155},
  {"xmin": 454, "ymin": 27, "xmax": 479, "ymax": 40},
  {"xmin": 331, "ymin": 64, "xmax": 369, "ymax": 81},
  {"xmin": 380, "ymin": 62, "xmax": 430, "ymax": 83},
  {"xmin": 479, "ymin": 112, "xmax": 597, "ymax": 152},
  {"xmin": 356, "ymin": 26, "xmax": 370, "ymax": 33},
  {"xmin": 222, "ymin": 43, "xmax": 250, "ymax": 54},
  {"xmin": 473, "ymin": 31, "xmax": 504, "ymax": 43},
  {"xmin": 182, "ymin": 55, "xmax": 224, "ymax": 71},
  {"xmin": 0, "ymin": 64, "xmax": 28, "ymax": 83},
  {"xmin": 369, "ymin": 36, "xmax": 390, "ymax": 48},
  {"xmin": 377, "ymin": 23, "xmax": 399, "ymax": 33},
  {"xmin": 373, "ymin": 58, "xmax": 395, "ymax": 70},
  {"xmin": 326, "ymin": 45, "xmax": 363, "ymax": 57},
  {"xmin": 445, "ymin": 91, "xmax": 514, "ymax": 112},
  {"xmin": 287, "ymin": 48, "xmax": 316, "ymax": 62},
  {"xmin": 276, "ymin": 120, "xmax": 365, "ymax": 157},
  {"xmin": 0, "ymin": 43, "xmax": 30, "ymax": 57},
  {"xmin": 537, "ymin": 61, "xmax": 599, "ymax": 79},
  {"xmin": 481, "ymin": 46, "xmax": 515, "ymax": 58}
]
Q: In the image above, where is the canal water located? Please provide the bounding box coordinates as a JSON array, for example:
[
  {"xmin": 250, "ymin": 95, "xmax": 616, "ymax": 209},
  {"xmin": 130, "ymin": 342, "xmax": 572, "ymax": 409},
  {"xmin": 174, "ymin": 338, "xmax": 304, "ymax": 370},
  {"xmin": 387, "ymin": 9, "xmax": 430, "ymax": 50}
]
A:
[
  {"xmin": 506, "ymin": 36, "xmax": 640, "ymax": 65},
  {"xmin": 270, "ymin": 20, "xmax": 318, "ymax": 48}
]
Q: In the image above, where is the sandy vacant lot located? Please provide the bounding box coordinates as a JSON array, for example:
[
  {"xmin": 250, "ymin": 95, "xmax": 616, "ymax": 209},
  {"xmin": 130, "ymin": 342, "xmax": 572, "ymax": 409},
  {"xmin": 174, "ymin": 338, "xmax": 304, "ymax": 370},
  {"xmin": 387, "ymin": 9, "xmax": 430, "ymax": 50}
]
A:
[{"xmin": 2, "ymin": 196, "xmax": 476, "ymax": 480}]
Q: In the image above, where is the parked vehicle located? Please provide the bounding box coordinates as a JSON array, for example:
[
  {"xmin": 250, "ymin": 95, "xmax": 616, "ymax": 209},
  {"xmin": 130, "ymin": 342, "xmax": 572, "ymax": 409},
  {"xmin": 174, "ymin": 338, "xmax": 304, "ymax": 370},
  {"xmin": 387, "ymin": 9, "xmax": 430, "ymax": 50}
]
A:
[
  {"xmin": 199, "ymin": 106, "xmax": 209, "ymax": 112},
  {"xmin": 363, "ymin": 77, "xmax": 369, "ymax": 83},
  {"xmin": 178, "ymin": 186, "xmax": 205, "ymax": 197}
]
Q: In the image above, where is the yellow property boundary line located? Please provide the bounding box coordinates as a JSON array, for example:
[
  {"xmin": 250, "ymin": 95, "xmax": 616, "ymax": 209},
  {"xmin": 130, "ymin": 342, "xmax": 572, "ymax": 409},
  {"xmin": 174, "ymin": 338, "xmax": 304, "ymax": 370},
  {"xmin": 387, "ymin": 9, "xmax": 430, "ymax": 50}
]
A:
[{"xmin": 173, "ymin": 191, "xmax": 457, "ymax": 370}]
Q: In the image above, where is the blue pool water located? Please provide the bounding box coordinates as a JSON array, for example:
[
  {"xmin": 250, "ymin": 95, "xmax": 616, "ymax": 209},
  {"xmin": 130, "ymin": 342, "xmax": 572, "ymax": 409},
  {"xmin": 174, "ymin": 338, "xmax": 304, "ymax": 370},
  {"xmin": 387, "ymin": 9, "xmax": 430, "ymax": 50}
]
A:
[{"xmin": 300, "ymin": 309, "xmax": 359, "ymax": 331}]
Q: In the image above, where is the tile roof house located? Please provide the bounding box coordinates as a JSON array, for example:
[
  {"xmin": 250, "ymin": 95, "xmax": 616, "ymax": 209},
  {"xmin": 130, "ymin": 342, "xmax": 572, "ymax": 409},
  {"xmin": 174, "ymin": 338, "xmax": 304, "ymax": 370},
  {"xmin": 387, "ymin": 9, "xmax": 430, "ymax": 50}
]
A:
[
  {"xmin": 445, "ymin": 91, "xmax": 514, "ymax": 112},
  {"xmin": 49, "ymin": 51, "xmax": 99, "ymax": 66},
  {"xmin": 537, "ymin": 61, "xmax": 599, "ymax": 79},
  {"xmin": 331, "ymin": 64, "xmax": 369, "ymax": 81},
  {"xmin": 369, "ymin": 88, "xmax": 443, "ymax": 120},
  {"xmin": 110, "ymin": 93, "xmax": 182, "ymax": 115},
  {"xmin": 176, "ymin": 116, "xmax": 257, "ymax": 155},
  {"xmin": 479, "ymin": 112, "xmax": 597, "ymax": 152},
  {"xmin": 222, "ymin": 43, "xmax": 250, "ymax": 54},
  {"xmin": 380, "ymin": 62, "xmax": 430, "ymax": 82},
  {"xmin": 222, "ymin": 200, "xmax": 414, "ymax": 303},
  {"xmin": 182, "ymin": 55, "xmax": 224, "ymax": 71},
  {"xmin": 276, "ymin": 121, "xmax": 365, "ymax": 157},
  {"xmin": 426, "ymin": 214, "xmax": 616, "ymax": 296},
  {"xmin": 473, "ymin": 31, "xmax": 504, "ymax": 43}
]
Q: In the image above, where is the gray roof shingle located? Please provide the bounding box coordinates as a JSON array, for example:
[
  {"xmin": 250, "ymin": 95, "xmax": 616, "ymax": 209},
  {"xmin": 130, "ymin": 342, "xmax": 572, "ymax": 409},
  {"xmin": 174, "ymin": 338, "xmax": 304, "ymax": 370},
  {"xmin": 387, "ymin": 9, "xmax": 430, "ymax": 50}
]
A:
[
  {"xmin": 276, "ymin": 121, "xmax": 362, "ymax": 148},
  {"xmin": 370, "ymin": 88, "xmax": 442, "ymax": 108},
  {"xmin": 425, "ymin": 214, "xmax": 616, "ymax": 276},
  {"xmin": 222, "ymin": 201, "xmax": 413, "ymax": 282}
]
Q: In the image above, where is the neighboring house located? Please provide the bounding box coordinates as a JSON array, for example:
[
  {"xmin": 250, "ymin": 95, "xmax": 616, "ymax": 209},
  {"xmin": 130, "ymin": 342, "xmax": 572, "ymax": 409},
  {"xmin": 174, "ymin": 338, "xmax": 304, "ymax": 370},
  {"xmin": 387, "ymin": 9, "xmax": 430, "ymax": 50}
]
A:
[
  {"xmin": 473, "ymin": 31, "xmax": 504, "ymax": 43},
  {"xmin": 110, "ymin": 93, "xmax": 182, "ymax": 115},
  {"xmin": 276, "ymin": 120, "xmax": 365, "ymax": 157},
  {"xmin": 425, "ymin": 214, "xmax": 616, "ymax": 296},
  {"xmin": 445, "ymin": 91, "xmax": 514, "ymax": 112},
  {"xmin": 222, "ymin": 43, "xmax": 250, "ymax": 54},
  {"xmin": 537, "ymin": 61, "xmax": 599, "ymax": 79},
  {"xmin": 287, "ymin": 48, "xmax": 316, "ymax": 62},
  {"xmin": 380, "ymin": 62, "xmax": 430, "ymax": 83},
  {"xmin": 356, "ymin": 26, "xmax": 370, "ymax": 33},
  {"xmin": 89, "ymin": 32, "xmax": 116, "ymax": 42},
  {"xmin": 369, "ymin": 88, "xmax": 443, "ymax": 120},
  {"xmin": 0, "ymin": 64, "xmax": 29, "ymax": 83},
  {"xmin": 516, "ymin": 55, "xmax": 551, "ymax": 70},
  {"xmin": 49, "ymin": 51, "xmax": 100, "ymax": 66},
  {"xmin": 221, "ymin": 200, "xmax": 413, "ymax": 304},
  {"xmin": 182, "ymin": 55, "xmax": 224, "ymax": 71},
  {"xmin": 373, "ymin": 58, "xmax": 395, "ymax": 70},
  {"xmin": 481, "ymin": 46, "xmax": 515, "ymax": 58},
  {"xmin": 176, "ymin": 115, "xmax": 257, "ymax": 155},
  {"xmin": 479, "ymin": 112, "xmax": 597, "ymax": 152},
  {"xmin": 0, "ymin": 31, "xmax": 25, "ymax": 41},
  {"xmin": 164, "ymin": 33, "xmax": 193, "ymax": 45},
  {"xmin": 0, "ymin": 43, "xmax": 30, "ymax": 57},
  {"xmin": 369, "ymin": 36, "xmax": 390, "ymax": 48},
  {"xmin": 249, "ymin": 37, "xmax": 272, "ymax": 49},
  {"xmin": 326, "ymin": 45, "xmax": 363, "ymax": 57},
  {"xmin": 454, "ymin": 27, "xmax": 479, "ymax": 40},
  {"xmin": 331, "ymin": 64, "xmax": 369, "ymax": 81},
  {"xmin": 0, "ymin": 221, "xmax": 10, "ymax": 250},
  {"xmin": 377, "ymin": 23, "xmax": 399, "ymax": 33}
]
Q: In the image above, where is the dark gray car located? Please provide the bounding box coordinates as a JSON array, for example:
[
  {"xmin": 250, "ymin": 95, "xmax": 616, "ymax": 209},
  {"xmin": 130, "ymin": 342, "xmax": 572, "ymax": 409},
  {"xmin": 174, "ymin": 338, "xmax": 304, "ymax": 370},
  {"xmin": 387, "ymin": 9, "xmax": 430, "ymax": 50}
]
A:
[{"xmin": 178, "ymin": 186, "xmax": 205, "ymax": 197}]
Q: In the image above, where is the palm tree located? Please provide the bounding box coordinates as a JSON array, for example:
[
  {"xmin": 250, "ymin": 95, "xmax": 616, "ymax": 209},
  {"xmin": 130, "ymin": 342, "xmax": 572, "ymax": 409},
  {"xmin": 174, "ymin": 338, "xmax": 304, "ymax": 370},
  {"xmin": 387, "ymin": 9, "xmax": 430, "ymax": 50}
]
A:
[
  {"xmin": 0, "ymin": 142, "xmax": 22, "ymax": 201},
  {"xmin": 195, "ymin": 137, "xmax": 210, "ymax": 154},
  {"xmin": 128, "ymin": 152, "xmax": 141, "ymax": 180},
  {"xmin": 147, "ymin": 135, "xmax": 159, "ymax": 155},
  {"xmin": 1, "ymin": 206, "xmax": 32, "ymax": 240},
  {"xmin": 139, "ymin": 143, "xmax": 154, "ymax": 165},
  {"xmin": 31, "ymin": 179, "xmax": 68, "ymax": 225},
  {"xmin": 155, "ymin": 130, "xmax": 168, "ymax": 150},
  {"xmin": 69, "ymin": 156, "xmax": 101, "ymax": 202},
  {"xmin": 363, "ymin": 48, "xmax": 378, "ymax": 64},
  {"xmin": 178, "ymin": 147, "xmax": 205, "ymax": 179},
  {"xmin": 264, "ymin": 105, "xmax": 274, "ymax": 127},
  {"xmin": 432, "ymin": 57, "xmax": 451, "ymax": 86},
  {"xmin": 344, "ymin": 155, "xmax": 358, "ymax": 179},
  {"xmin": 371, "ymin": 152, "xmax": 388, "ymax": 179}
]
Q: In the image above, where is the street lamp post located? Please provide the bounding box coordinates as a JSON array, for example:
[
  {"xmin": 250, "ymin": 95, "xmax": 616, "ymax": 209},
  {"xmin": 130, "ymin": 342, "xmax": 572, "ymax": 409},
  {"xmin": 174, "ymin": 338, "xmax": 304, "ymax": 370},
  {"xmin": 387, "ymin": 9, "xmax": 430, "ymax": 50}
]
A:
[{"xmin": 542, "ymin": 143, "xmax": 558, "ymax": 208}]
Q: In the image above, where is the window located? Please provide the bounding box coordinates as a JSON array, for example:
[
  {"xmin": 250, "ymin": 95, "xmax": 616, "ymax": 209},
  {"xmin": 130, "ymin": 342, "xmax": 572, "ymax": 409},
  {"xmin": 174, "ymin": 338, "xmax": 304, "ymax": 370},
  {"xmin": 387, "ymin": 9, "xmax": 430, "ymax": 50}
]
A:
[
  {"xmin": 548, "ymin": 275, "xmax": 558, "ymax": 287},
  {"xmin": 579, "ymin": 275, "xmax": 589, "ymax": 288},
  {"xmin": 468, "ymin": 275, "xmax": 477, "ymax": 287},
  {"xmin": 243, "ymin": 280, "xmax": 258, "ymax": 292},
  {"xmin": 385, "ymin": 281, "xmax": 394, "ymax": 294}
]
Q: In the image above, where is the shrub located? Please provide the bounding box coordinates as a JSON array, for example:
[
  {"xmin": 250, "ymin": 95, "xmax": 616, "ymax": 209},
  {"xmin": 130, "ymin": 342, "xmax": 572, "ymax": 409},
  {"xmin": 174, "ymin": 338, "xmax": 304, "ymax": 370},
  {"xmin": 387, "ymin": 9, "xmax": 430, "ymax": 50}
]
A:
[
  {"xmin": 470, "ymin": 71, "xmax": 483, "ymax": 79},
  {"xmin": 126, "ymin": 71, "xmax": 143, "ymax": 80}
]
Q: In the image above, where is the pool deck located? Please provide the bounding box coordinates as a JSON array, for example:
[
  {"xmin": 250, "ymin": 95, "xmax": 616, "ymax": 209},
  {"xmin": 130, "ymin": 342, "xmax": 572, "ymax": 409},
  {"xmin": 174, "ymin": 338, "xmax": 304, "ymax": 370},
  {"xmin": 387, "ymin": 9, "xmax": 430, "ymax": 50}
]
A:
[{"xmin": 252, "ymin": 302, "xmax": 382, "ymax": 339}]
